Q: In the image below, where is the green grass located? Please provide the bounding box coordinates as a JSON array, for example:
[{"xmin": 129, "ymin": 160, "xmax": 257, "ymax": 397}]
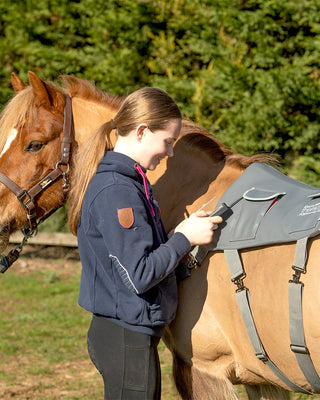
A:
[
  {"xmin": 0, "ymin": 270, "xmax": 85, "ymax": 363},
  {"xmin": 0, "ymin": 251, "xmax": 180, "ymax": 399},
  {"xmin": 0, "ymin": 249, "xmax": 318, "ymax": 399},
  {"xmin": 0, "ymin": 255, "xmax": 100, "ymax": 399}
]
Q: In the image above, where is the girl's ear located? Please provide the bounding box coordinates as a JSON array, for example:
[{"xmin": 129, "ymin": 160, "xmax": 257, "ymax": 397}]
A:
[{"xmin": 136, "ymin": 124, "xmax": 149, "ymax": 141}]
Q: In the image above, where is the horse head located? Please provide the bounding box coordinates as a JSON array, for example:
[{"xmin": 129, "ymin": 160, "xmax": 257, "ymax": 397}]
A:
[{"xmin": 0, "ymin": 71, "xmax": 71, "ymax": 252}]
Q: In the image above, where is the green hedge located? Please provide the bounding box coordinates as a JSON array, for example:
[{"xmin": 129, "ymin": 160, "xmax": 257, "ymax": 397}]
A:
[{"xmin": 1, "ymin": 0, "xmax": 320, "ymax": 186}]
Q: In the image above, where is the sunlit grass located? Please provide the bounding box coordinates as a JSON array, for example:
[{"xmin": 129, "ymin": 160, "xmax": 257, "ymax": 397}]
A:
[{"xmin": 0, "ymin": 256, "xmax": 180, "ymax": 399}]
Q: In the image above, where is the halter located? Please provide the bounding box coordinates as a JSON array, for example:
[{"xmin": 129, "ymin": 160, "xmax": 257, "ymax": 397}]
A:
[{"xmin": 0, "ymin": 94, "xmax": 74, "ymax": 273}]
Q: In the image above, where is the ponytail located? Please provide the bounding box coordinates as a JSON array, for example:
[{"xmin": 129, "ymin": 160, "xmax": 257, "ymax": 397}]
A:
[
  {"xmin": 68, "ymin": 120, "xmax": 114, "ymax": 235},
  {"xmin": 68, "ymin": 86, "xmax": 181, "ymax": 235}
]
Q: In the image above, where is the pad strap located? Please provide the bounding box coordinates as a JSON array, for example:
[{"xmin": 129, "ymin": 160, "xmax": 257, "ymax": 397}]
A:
[
  {"xmin": 288, "ymin": 237, "xmax": 320, "ymax": 391},
  {"xmin": 224, "ymin": 249, "xmax": 311, "ymax": 394}
]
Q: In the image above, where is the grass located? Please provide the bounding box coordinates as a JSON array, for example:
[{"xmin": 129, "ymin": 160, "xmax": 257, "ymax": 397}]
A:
[
  {"xmin": 0, "ymin": 246, "xmax": 318, "ymax": 399},
  {"xmin": 0, "ymin": 248, "xmax": 180, "ymax": 399}
]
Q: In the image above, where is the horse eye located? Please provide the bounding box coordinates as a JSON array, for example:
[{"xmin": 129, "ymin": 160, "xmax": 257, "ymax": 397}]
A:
[{"xmin": 25, "ymin": 141, "xmax": 45, "ymax": 153}]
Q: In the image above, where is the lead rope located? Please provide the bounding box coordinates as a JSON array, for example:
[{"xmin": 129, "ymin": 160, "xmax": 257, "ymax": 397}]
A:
[
  {"xmin": 0, "ymin": 229, "xmax": 37, "ymax": 273},
  {"xmin": 0, "ymin": 198, "xmax": 70, "ymax": 274}
]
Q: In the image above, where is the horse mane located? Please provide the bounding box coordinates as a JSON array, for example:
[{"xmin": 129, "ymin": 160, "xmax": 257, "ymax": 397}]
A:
[
  {"xmin": 0, "ymin": 75, "xmax": 124, "ymax": 153},
  {"xmin": 60, "ymin": 75, "xmax": 124, "ymax": 110},
  {"xmin": 180, "ymin": 118, "xmax": 279, "ymax": 169},
  {"xmin": 0, "ymin": 86, "xmax": 38, "ymax": 152}
]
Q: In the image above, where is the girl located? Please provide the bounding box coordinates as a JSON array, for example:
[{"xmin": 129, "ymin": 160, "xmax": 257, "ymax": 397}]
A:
[{"xmin": 68, "ymin": 87, "xmax": 222, "ymax": 399}]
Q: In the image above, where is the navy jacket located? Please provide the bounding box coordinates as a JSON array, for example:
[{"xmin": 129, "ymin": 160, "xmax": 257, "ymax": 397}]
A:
[{"xmin": 77, "ymin": 151, "xmax": 191, "ymax": 337}]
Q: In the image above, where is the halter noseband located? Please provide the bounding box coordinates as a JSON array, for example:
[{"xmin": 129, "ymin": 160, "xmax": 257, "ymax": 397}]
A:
[{"xmin": 0, "ymin": 94, "xmax": 74, "ymax": 272}]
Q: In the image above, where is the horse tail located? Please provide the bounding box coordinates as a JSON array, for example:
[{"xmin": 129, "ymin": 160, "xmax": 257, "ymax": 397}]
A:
[
  {"xmin": 172, "ymin": 349, "xmax": 238, "ymax": 400},
  {"xmin": 244, "ymin": 384, "xmax": 290, "ymax": 400}
]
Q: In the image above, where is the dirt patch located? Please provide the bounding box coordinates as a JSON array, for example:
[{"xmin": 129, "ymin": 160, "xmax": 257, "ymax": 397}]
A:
[{"xmin": 0, "ymin": 356, "xmax": 102, "ymax": 400}]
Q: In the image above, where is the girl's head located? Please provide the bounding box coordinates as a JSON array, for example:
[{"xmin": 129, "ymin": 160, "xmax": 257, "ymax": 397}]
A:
[
  {"xmin": 68, "ymin": 87, "xmax": 181, "ymax": 234},
  {"xmin": 113, "ymin": 87, "xmax": 182, "ymax": 170},
  {"xmin": 112, "ymin": 87, "xmax": 181, "ymax": 135}
]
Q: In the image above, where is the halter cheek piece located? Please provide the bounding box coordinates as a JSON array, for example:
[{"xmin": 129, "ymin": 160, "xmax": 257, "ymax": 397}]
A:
[{"xmin": 0, "ymin": 94, "xmax": 74, "ymax": 272}]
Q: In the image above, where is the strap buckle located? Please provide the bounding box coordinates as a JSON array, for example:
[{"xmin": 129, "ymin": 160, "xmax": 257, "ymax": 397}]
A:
[
  {"xmin": 256, "ymin": 352, "xmax": 269, "ymax": 363},
  {"xmin": 187, "ymin": 253, "xmax": 200, "ymax": 269},
  {"xmin": 290, "ymin": 344, "xmax": 309, "ymax": 355},
  {"xmin": 231, "ymin": 272, "xmax": 247, "ymax": 292},
  {"xmin": 289, "ymin": 265, "xmax": 305, "ymax": 284},
  {"xmin": 17, "ymin": 190, "xmax": 32, "ymax": 208}
]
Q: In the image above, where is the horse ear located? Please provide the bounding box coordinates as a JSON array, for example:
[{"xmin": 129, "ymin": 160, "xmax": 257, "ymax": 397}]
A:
[
  {"xmin": 28, "ymin": 71, "xmax": 65, "ymax": 111},
  {"xmin": 28, "ymin": 71, "xmax": 52, "ymax": 108},
  {"xmin": 11, "ymin": 72, "xmax": 28, "ymax": 93}
]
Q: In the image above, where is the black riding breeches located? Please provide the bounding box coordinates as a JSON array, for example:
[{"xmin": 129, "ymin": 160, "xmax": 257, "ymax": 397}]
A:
[{"xmin": 87, "ymin": 314, "xmax": 161, "ymax": 400}]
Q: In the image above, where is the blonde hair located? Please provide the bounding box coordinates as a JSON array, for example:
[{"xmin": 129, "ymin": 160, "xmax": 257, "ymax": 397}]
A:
[{"xmin": 68, "ymin": 87, "xmax": 181, "ymax": 235}]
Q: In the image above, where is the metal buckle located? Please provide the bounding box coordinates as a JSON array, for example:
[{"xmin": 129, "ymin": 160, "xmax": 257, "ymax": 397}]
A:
[
  {"xmin": 256, "ymin": 353, "xmax": 269, "ymax": 363},
  {"xmin": 290, "ymin": 344, "xmax": 309, "ymax": 355},
  {"xmin": 187, "ymin": 253, "xmax": 200, "ymax": 269},
  {"xmin": 56, "ymin": 161, "xmax": 70, "ymax": 174},
  {"xmin": 289, "ymin": 265, "xmax": 305, "ymax": 284},
  {"xmin": 17, "ymin": 191, "xmax": 32, "ymax": 208},
  {"xmin": 231, "ymin": 272, "xmax": 247, "ymax": 292}
]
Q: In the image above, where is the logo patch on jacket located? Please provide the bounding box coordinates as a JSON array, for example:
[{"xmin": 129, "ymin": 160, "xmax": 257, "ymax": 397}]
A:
[{"xmin": 117, "ymin": 208, "xmax": 134, "ymax": 228}]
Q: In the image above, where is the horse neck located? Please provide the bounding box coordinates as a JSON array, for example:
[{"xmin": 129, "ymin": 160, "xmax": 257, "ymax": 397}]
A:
[
  {"xmin": 71, "ymin": 96, "xmax": 119, "ymax": 148},
  {"xmin": 150, "ymin": 149, "xmax": 243, "ymax": 232}
]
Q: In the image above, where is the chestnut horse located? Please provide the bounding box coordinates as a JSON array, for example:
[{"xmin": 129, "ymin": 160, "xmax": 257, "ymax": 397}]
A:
[{"xmin": 0, "ymin": 71, "xmax": 319, "ymax": 400}]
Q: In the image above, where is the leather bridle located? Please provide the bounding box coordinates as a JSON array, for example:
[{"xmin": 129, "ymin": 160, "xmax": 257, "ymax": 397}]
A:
[{"xmin": 0, "ymin": 94, "xmax": 74, "ymax": 272}]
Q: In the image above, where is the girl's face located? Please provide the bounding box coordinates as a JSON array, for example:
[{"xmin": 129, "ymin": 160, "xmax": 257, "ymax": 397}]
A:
[{"xmin": 138, "ymin": 119, "xmax": 181, "ymax": 171}]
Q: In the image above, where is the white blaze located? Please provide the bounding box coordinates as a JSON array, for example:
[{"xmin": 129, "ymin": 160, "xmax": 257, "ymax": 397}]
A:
[{"xmin": 0, "ymin": 128, "xmax": 18, "ymax": 158}]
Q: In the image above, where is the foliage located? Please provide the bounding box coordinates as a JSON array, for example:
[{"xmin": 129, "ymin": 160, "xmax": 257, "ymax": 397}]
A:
[
  {"xmin": 0, "ymin": 0, "xmax": 320, "ymax": 216},
  {"xmin": 146, "ymin": 0, "xmax": 320, "ymax": 182},
  {"xmin": 38, "ymin": 204, "xmax": 69, "ymax": 233}
]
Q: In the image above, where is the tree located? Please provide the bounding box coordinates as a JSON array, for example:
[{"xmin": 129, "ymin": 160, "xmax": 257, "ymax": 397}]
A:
[{"xmin": 1, "ymin": 0, "xmax": 320, "ymax": 184}]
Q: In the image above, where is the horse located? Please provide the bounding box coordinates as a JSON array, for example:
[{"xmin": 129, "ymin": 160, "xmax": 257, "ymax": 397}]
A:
[{"xmin": 0, "ymin": 71, "xmax": 319, "ymax": 400}]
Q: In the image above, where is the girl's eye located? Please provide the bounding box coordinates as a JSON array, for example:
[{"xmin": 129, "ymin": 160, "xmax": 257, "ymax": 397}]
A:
[{"xmin": 25, "ymin": 141, "xmax": 45, "ymax": 153}]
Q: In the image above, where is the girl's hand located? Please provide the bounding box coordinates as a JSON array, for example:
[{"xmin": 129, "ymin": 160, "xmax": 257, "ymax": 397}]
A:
[{"xmin": 174, "ymin": 211, "xmax": 223, "ymax": 247}]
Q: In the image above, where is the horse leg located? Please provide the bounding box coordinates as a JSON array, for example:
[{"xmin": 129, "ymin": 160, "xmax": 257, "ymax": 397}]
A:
[
  {"xmin": 244, "ymin": 384, "xmax": 290, "ymax": 400},
  {"xmin": 172, "ymin": 350, "xmax": 239, "ymax": 400}
]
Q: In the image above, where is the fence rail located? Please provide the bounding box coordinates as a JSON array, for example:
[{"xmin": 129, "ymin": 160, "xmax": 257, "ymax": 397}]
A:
[{"xmin": 9, "ymin": 232, "xmax": 78, "ymax": 248}]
